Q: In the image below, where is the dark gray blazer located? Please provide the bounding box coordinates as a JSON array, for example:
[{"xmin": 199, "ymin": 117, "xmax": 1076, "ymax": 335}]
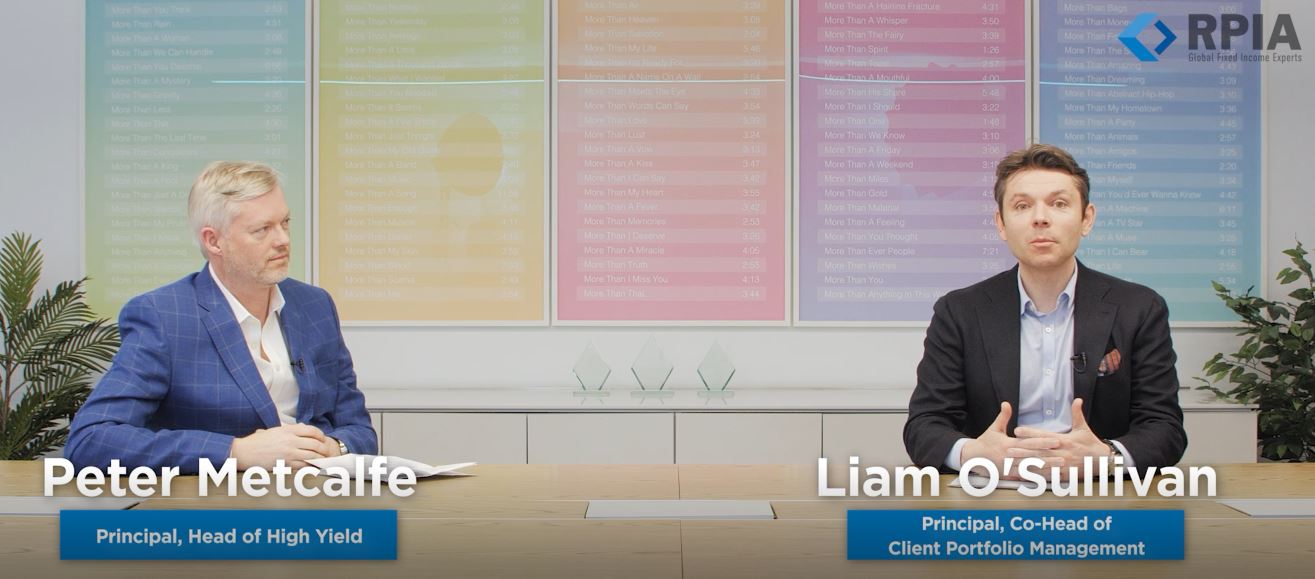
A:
[{"xmin": 903, "ymin": 261, "xmax": 1186, "ymax": 470}]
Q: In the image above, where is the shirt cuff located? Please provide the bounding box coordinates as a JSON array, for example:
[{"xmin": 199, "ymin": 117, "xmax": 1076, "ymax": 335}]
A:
[
  {"xmin": 1110, "ymin": 440, "xmax": 1136, "ymax": 468},
  {"xmin": 945, "ymin": 438, "xmax": 971, "ymax": 471}
]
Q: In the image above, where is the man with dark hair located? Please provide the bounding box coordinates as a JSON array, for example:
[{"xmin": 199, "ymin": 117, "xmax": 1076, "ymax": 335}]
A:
[{"xmin": 904, "ymin": 144, "xmax": 1186, "ymax": 475}]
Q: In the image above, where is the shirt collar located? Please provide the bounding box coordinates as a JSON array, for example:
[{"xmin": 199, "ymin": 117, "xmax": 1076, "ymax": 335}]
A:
[
  {"xmin": 209, "ymin": 263, "xmax": 285, "ymax": 324},
  {"xmin": 1018, "ymin": 265, "xmax": 1078, "ymax": 317}
]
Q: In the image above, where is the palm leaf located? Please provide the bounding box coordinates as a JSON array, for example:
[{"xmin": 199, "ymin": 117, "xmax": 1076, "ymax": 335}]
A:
[
  {"xmin": 5, "ymin": 280, "xmax": 88, "ymax": 368},
  {"xmin": 0, "ymin": 233, "xmax": 41, "ymax": 330},
  {"xmin": 22, "ymin": 318, "xmax": 120, "ymax": 387},
  {"xmin": 0, "ymin": 231, "xmax": 120, "ymax": 459},
  {"xmin": 14, "ymin": 427, "xmax": 71, "ymax": 460},
  {"xmin": 0, "ymin": 369, "xmax": 93, "ymax": 459}
]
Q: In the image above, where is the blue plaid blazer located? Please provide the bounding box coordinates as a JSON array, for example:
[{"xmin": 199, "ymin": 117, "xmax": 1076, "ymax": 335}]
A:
[{"xmin": 66, "ymin": 265, "xmax": 377, "ymax": 472}]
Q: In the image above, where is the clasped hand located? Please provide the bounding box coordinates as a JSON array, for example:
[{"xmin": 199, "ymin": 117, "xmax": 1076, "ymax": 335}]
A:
[
  {"xmin": 960, "ymin": 399, "xmax": 1111, "ymax": 479},
  {"xmin": 230, "ymin": 423, "xmax": 342, "ymax": 470}
]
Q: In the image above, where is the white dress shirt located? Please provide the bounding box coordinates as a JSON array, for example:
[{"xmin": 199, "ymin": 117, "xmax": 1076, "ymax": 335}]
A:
[{"xmin": 210, "ymin": 264, "xmax": 299, "ymax": 425}]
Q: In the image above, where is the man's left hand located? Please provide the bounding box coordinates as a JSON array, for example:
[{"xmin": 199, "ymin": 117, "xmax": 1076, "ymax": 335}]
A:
[
  {"xmin": 1007, "ymin": 398, "xmax": 1110, "ymax": 477},
  {"xmin": 296, "ymin": 424, "xmax": 343, "ymax": 458}
]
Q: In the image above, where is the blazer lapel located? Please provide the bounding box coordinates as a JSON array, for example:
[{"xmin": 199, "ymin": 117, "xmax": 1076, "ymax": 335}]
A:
[
  {"xmin": 976, "ymin": 266, "xmax": 1021, "ymax": 431},
  {"xmin": 276, "ymin": 288, "xmax": 319, "ymax": 423},
  {"xmin": 1072, "ymin": 262, "xmax": 1117, "ymax": 416},
  {"xmin": 195, "ymin": 265, "xmax": 281, "ymax": 429}
]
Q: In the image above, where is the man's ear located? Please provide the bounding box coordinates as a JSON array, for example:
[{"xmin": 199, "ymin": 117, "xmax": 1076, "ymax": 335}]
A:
[
  {"xmin": 994, "ymin": 210, "xmax": 1007, "ymax": 241},
  {"xmin": 1081, "ymin": 202, "xmax": 1096, "ymax": 236},
  {"xmin": 200, "ymin": 226, "xmax": 222, "ymax": 258}
]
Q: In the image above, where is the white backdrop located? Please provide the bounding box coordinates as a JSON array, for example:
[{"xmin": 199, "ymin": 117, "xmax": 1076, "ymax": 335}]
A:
[{"xmin": 2, "ymin": 1, "xmax": 1311, "ymax": 392}]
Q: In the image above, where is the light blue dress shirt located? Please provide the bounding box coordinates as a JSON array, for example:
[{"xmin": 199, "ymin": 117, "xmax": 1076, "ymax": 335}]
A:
[
  {"xmin": 1016, "ymin": 269, "xmax": 1078, "ymax": 434},
  {"xmin": 944, "ymin": 268, "xmax": 1133, "ymax": 470}
]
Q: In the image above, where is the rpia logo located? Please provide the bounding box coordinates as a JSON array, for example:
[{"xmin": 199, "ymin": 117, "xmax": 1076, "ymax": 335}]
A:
[
  {"xmin": 1188, "ymin": 14, "xmax": 1300, "ymax": 50},
  {"xmin": 1119, "ymin": 13, "xmax": 1177, "ymax": 62},
  {"xmin": 1117, "ymin": 12, "xmax": 1302, "ymax": 63}
]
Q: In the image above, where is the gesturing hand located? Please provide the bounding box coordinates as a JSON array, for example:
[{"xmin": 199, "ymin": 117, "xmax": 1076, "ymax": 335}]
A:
[
  {"xmin": 1009, "ymin": 398, "xmax": 1111, "ymax": 478},
  {"xmin": 960, "ymin": 402, "xmax": 1022, "ymax": 478}
]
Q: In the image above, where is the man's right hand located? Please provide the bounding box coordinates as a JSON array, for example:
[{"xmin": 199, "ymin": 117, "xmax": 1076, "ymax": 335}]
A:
[
  {"xmin": 230, "ymin": 424, "xmax": 331, "ymax": 469},
  {"xmin": 959, "ymin": 402, "xmax": 1019, "ymax": 478}
]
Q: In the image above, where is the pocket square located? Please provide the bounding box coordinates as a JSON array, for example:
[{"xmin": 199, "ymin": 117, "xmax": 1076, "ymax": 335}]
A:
[{"xmin": 1097, "ymin": 348, "xmax": 1122, "ymax": 376}]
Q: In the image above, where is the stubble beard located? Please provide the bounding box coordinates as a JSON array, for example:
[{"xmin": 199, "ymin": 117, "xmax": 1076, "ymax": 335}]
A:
[{"xmin": 224, "ymin": 251, "xmax": 290, "ymax": 288}]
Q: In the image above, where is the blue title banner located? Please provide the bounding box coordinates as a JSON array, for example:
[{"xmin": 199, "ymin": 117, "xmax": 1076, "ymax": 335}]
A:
[
  {"xmin": 60, "ymin": 509, "xmax": 397, "ymax": 560},
  {"xmin": 848, "ymin": 509, "xmax": 1183, "ymax": 560}
]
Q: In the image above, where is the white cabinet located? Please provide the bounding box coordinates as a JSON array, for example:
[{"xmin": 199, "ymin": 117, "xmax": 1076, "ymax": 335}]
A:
[
  {"xmin": 528, "ymin": 413, "xmax": 674, "ymax": 464},
  {"xmin": 1181, "ymin": 410, "xmax": 1258, "ymax": 464},
  {"xmin": 369, "ymin": 412, "xmax": 382, "ymax": 447},
  {"xmin": 820, "ymin": 413, "xmax": 911, "ymax": 481},
  {"xmin": 366, "ymin": 389, "xmax": 1255, "ymax": 466},
  {"xmin": 676, "ymin": 413, "xmax": 821, "ymax": 465},
  {"xmin": 381, "ymin": 412, "xmax": 527, "ymax": 464}
]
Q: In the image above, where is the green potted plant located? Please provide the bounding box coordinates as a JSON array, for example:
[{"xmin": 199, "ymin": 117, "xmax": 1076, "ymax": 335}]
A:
[
  {"xmin": 1198, "ymin": 241, "xmax": 1315, "ymax": 461},
  {"xmin": 1, "ymin": 232, "xmax": 120, "ymax": 459}
]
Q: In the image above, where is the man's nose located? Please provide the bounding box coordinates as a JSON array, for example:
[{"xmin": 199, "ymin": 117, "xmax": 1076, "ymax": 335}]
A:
[
  {"xmin": 1031, "ymin": 206, "xmax": 1051, "ymax": 227},
  {"xmin": 273, "ymin": 223, "xmax": 291, "ymax": 247}
]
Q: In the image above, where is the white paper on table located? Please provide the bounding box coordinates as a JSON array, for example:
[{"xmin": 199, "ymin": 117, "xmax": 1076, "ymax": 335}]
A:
[
  {"xmin": 307, "ymin": 454, "xmax": 476, "ymax": 478},
  {"xmin": 0, "ymin": 496, "xmax": 142, "ymax": 516},
  {"xmin": 948, "ymin": 474, "xmax": 1026, "ymax": 490}
]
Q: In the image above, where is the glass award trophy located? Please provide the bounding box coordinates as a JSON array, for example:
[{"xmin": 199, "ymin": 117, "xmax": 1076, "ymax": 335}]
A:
[
  {"xmin": 697, "ymin": 341, "xmax": 735, "ymax": 399},
  {"xmin": 631, "ymin": 336, "xmax": 675, "ymax": 399},
  {"xmin": 572, "ymin": 342, "xmax": 611, "ymax": 397}
]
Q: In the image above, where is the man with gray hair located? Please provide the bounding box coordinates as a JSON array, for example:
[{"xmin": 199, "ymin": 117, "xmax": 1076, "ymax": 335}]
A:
[{"xmin": 67, "ymin": 161, "xmax": 377, "ymax": 472}]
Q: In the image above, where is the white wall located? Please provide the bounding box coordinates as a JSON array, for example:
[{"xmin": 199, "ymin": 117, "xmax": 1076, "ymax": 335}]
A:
[
  {"xmin": 0, "ymin": 0, "xmax": 83, "ymax": 289},
  {"xmin": 2, "ymin": 2, "xmax": 1310, "ymax": 393}
]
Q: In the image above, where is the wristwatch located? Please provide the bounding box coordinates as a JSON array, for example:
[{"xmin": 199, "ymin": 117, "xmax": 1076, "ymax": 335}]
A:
[
  {"xmin": 335, "ymin": 438, "xmax": 349, "ymax": 456},
  {"xmin": 1102, "ymin": 439, "xmax": 1122, "ymax": 460}
]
